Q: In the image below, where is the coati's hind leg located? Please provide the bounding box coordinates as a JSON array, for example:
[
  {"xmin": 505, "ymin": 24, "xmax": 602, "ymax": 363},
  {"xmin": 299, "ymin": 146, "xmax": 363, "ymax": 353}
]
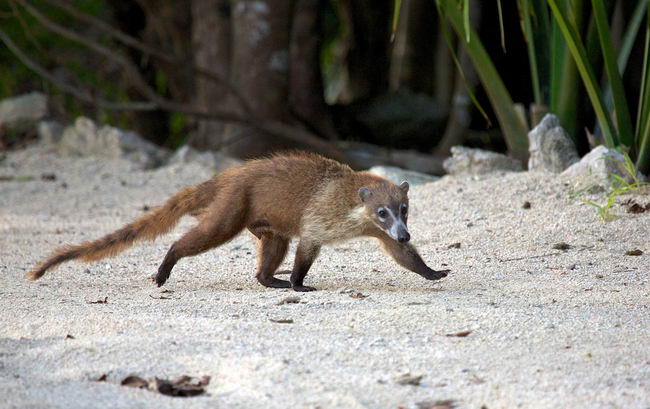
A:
[
  {"xmin": 255, "ymin": 233, "xmax": 290, "ymax": 288},
  {"xmin": 155, "ymin": 192, "xmax": 247, "ymax": 286}
]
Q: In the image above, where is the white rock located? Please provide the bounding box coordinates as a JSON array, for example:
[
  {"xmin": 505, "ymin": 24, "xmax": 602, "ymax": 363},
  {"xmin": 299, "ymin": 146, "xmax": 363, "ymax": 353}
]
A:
[
  {"xmin": 562, "ymin": 145, "xmax": 643, "ymax": 181},
  {"xmin": 0, "ymin": 92, "xmax": 48, "ymax": 132},
  {"xmin": 368, "ymin": 166, "xmax": 438, "ymax": 186},
  {"xmin": 37, "ymin": 121, "xmax": 64, "ymax": 145},
  {"xmin": 528, "ymin": 113, "xmax": 579, "ymax": 173},
  {"xmin": 166, "ymin": 145, "xmax": 242, "ymax": 172},
  {"xmin": 443, "ymin": 146, "xmax": 522, "ymax": 175},
  {"xmin": 58, "ymin": 117, "xmax": 168, "ymax": 169}
]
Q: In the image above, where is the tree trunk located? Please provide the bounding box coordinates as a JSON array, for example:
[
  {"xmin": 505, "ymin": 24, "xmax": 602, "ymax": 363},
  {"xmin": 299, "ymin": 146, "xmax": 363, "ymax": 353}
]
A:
[
  {"xmin": 133, "ymin": 0, "xmax": 194, "ymax": 103},
  {"xmin": 221, "ymin": 0, "xmax": 296, "ymax": 158},
  {"xmin": 289, "ymin": 0, "xmax": 338, "ymax": 141},
  {"xmin": 340, "ymin": 0, "xmax": 392, "ymax": 102},
  {"xmin": 107, "ymin": 0, "xmax": 170, "ymax": 145},
  {"xmin": 190, "ymin": 0, "xmax": 232, "ymax": 150},
  {"xmin": 389, "ymin": 0, "xmax": 436, "ymax": 94}
]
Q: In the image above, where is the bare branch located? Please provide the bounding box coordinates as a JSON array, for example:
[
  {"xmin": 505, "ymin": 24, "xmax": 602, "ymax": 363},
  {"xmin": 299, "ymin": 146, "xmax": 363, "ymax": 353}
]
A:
[
  {"xmin": 0, "ymin": 28, "xmax": 156, "ymax": 111},
  {"xmin": 38, "ymin": 0, "xmax": 254, "ymax": 115},
  {"xmin": 15, "ymin": 0, "xmax": 176, "ymax": 105},
  {"xmin": 8, "ymin": 0, "xmax": 346, "ymax": 160},
  {"xmin": 0, "ymin": 31, "xmax": 344, "ymax": 160}
]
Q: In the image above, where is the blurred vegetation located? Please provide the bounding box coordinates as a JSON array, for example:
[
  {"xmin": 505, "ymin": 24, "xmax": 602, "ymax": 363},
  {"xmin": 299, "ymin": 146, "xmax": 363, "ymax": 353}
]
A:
[
  {"xmin": 1, "ymin": 0, "xmax": 649, "ymax": 173},
  {"xmin": 435, "ymin": 0, "xmax": 650, "ymax": 173},
  {"xmin": 0, "ymin": 1, "xmax": 128, "ymax": 123}
]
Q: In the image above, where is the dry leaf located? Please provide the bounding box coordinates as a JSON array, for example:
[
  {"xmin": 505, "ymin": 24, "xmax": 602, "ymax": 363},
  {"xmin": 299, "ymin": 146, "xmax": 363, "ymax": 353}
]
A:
[
  {"xmin": 349, "ymin": 292, "xmax": 367, "ymax": 299},
  {"xmin": 415, "ymin": 400, "xmax": 456, "ymax": 409},
  {"xmin": 269, "ymin": 318, "xmax": 294, "ymax": 324},
  {"xmin": 622, "ymin": 199, "xmax": 650, "ymax": 214},
  {"xmin": 95, "ymin": 374, "xmax": 108, "ymax": 382},
  {"xmin": 445, "ymin": 330, "xmax": 472, "ymax": 337},
  {"xmin": 121, "ymin": 375, "xmax": 209, "ymax": 397},
  {"xmin": 276, "ymin": 296, "xmax": 301, "ymax": 305},
  {"xmin": 395, "ymin": 373, "xmax": 423, "ymax": 386},
  {"xmin": 468, "ymin": 374, "xmax": 485, "ymax": 384},
  {"xmin": 87, "ymin": 297, "xmax": 108, "ymax": 304},
  {"xmin": 447, "ymin": 242, "xmax": 461, "ymax": 249},
  {"xmin": 625, "ymin": 249, "xmax": 643, "ymax": 256},
  {"xmin": 149, "ymin": 295, "xmax": 171, "ymax": 300},
  {"xmin": 65, "ymin": 334, "xmax": 75, "ymax": 340},
  {"xmin": 552, "ymin": 242, "xmax": 571, "ymax": 250},
  {"xmin": 121, "ymin": 375, "xmax": 148, "ymax": 389},
  {"xmin": 522, "ymin": 201, "xmax": 531, "ymax": 209}
]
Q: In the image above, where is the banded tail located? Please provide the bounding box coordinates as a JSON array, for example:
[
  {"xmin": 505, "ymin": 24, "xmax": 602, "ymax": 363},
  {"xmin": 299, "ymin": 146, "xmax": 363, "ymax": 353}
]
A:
[{"xmin": 27, "ymin": 180, "xmax": 216, "ymax": 280}]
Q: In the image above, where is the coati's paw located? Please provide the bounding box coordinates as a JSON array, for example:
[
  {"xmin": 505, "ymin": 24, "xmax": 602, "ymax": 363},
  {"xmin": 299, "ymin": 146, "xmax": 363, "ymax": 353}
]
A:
[
  {"xmin": 292, "ymin": 285, "xmax": 317, "ymax": 292},
  {"xmin": 274, "ymin": 270, "xmax": 292, "ymax": 275},
  {"xmin": 258, "ymin": 277, "xmax": 292, "ymax": 288},
  {"xmin": 155, "ymin": 274, "xmax": 168, "ymax": 287},
  {"xmin": 422, "ymin": 269, "xmax": 449, "ymax": 280}
]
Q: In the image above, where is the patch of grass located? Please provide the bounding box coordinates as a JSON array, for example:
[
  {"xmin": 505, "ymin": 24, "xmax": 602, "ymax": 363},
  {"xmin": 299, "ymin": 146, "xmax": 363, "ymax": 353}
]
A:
[{"xmin": 571, "ymin": 152, "xmax": 649, "ymax": 221}]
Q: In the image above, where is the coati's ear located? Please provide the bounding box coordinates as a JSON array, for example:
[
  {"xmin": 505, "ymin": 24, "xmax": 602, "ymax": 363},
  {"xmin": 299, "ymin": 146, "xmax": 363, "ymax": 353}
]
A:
[
  {"xmin": 358, "ymin": 187, "xmax": 372, "ymax": 202},
  {"xmin": 399, "ymin": 181, "xmax": 409, "ymax": 193}
]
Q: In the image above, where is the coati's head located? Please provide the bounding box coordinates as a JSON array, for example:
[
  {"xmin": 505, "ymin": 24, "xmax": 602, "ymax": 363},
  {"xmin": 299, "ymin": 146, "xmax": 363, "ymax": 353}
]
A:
[{"xmin": 358, "ymin": 181, "xmax": 410, "ymax": 243}]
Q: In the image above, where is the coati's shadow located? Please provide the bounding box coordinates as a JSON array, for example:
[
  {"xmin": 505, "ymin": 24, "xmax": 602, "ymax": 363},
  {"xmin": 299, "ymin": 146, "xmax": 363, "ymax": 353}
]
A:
[{"xmin": 197, "ymin": 279, "xmax": 446, "ymax": 293}]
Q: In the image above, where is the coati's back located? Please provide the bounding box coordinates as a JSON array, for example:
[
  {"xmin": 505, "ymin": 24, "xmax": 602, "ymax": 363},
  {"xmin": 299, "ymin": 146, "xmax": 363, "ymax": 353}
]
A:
[{"xmin": 228, "ymin": 152, "xmax": 354, "ymax": 236}]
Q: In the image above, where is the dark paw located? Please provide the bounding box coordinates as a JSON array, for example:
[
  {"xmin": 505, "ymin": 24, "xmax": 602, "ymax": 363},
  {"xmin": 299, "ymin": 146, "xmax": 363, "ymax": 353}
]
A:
[
  {"xmin": 258, "ymin": 277, "xmax": 292, "ymax": 288},
  {"xmin": 422, "ymin": 269, "xmax": 450, "ymax": 280},
  {"xmin": 292, "ymin": 285, "xmax": 317, "ymax": 292},
  {"xmin": 154, "ymin": 273, "xmax": 168, "ymax": 287}
]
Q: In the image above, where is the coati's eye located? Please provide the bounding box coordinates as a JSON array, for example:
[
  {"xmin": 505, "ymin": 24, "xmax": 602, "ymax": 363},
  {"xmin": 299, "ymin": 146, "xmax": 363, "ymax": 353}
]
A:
[
  {"xmin": 401, "ymin": 204, "xmax": 408, "ymax": 215},
  {"xmin": 377, "ymin": 209, "xmax": 388, "ymax": 219}
]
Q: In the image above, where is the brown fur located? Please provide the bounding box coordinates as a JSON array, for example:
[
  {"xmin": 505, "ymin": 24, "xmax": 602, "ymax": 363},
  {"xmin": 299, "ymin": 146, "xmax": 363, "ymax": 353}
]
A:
[
  {"xmin": 27, "ymin": 152, "xmax": 448, "ymax": 290},
  {"xmin": 27, "ymin": 179, "xmax": 217, "ymax": 280}
]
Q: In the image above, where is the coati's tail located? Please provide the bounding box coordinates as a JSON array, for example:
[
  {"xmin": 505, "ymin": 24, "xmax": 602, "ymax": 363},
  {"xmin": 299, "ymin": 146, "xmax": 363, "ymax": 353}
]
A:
[{"xmin": 27, "ymin": 179, "xmax": 217, "ymax": 280}]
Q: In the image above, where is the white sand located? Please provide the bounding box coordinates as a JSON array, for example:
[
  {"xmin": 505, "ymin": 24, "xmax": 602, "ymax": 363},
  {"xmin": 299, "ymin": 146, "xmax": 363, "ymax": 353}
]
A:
[{"xmin": 1, "ymin": 145, "xmax": 648, "ymax": 409}]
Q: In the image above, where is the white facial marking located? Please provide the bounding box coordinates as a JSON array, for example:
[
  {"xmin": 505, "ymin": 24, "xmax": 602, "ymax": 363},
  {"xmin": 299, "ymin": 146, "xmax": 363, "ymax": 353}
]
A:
[
  {"xmin": 377, "ymin": 207, "xmax": 388, "ymax": 222},
  {"xmin": 388, "ymin": 208, "xmax": 408, "ymax": 240}
]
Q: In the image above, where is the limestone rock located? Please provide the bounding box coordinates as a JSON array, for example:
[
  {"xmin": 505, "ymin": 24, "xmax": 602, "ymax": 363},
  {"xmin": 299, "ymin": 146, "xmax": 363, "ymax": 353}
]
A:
[
  {"xmin": 528, "ymin": 113, "xmax": 579, "ymax": 172},
  {"xmin": 37, "ymin": 121, "xmax": 64, "ymax": 145},
  {"xmin": 368, "ymin": 166, "xmax": 439, "ymax": 186},
  {"xmin": 166, "ymin": 145, "xmax": 242, "ymax": 172},
  {"xmin": 0, "ymin": 92, "xmax": 48, "ymax": 133},
  {"xmin": 562, "ymin": 145, "xmax": 644, "ymax": 181},
  {"xmin": 58, "ymin": 117, "xmax": 168, "ymax": 169},
  {"xmin": 443, "ymin": 146, "xmax": 522, "ymax": 175}
]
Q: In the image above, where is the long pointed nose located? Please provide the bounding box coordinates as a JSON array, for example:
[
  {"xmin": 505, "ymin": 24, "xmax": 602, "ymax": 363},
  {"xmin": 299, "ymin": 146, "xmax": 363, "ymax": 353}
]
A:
[{"xmin": 397, "ymin": 231, "xmax": 410, "ymax": 243}]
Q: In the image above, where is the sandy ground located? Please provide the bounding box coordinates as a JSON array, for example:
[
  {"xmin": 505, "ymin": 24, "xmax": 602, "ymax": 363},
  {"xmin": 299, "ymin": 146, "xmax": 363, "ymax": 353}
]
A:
[{"xmin": 0, "ymin": 145, "xmax": 648, "ymax": 409}]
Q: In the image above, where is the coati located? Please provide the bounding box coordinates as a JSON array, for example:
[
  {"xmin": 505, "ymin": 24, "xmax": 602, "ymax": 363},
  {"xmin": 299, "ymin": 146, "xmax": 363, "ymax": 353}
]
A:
[{"xmin": 27, "ymin": 152, "xmax": 449, "ymax": 291}]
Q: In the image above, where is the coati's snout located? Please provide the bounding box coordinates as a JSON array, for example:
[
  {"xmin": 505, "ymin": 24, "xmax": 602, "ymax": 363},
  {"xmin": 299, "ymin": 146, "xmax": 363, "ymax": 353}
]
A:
[{"xmin": 358, "ymin": 181, "xmax": 410, "ymax": 242}]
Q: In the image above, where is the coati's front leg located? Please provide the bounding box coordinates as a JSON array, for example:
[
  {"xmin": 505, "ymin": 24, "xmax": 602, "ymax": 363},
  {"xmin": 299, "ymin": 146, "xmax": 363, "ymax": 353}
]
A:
[
  {"xmin": 379, "ymin": 236, "xmax": 449, "ymax": 281},
  {"xmin": 291, "ymin": 239, "xmax": 321, "ymax": 292},
  {"xmin": 276, "ymin": 239, "xmax": 321, "ymax": 292}
]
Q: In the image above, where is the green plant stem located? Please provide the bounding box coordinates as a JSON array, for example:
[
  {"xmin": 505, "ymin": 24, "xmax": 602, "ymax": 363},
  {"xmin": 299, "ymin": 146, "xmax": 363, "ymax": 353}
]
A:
[
  {"xmin": 636, "ymin": 7, "xmax": 650, "ymax": 175},
  {"xmin": 547, "ymin": 0, "xmax": 619, "ymax": 148},
  {"xmin": 592, "ymin": 0, "xmax": 634, "ymax": 149},
  {"xmin": 550, "ymin": 13, "xmax": 580, "ymax": 139},
  {"xmin": 436, "ymin": 0, "xmax": 529, "ymax": 162},
  {"xmin": 521, "ymin": 0, "xmax": 542, "ymax": 104}
]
